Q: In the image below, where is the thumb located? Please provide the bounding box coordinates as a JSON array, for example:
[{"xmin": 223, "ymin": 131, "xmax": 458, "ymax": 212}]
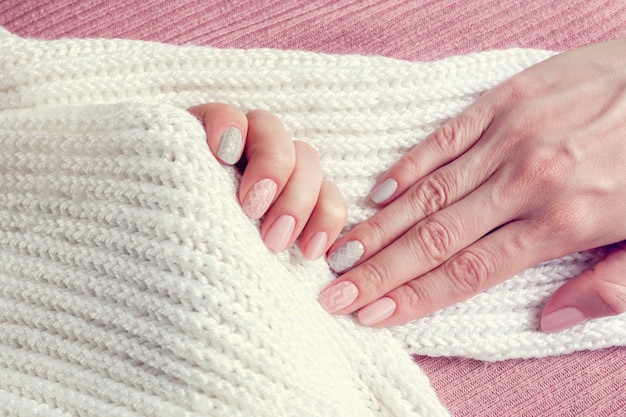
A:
[{"xmin": 540, "ymin": 244, "xmax": 626, "ymax": 333}]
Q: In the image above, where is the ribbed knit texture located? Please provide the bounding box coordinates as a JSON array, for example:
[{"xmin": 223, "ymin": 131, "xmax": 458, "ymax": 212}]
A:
[
  {"xmin": 5, "ymin": 3, "xmax": 626, "ymax": 415},
  {"xmin": 1, "ymin": 28, "xmax": 626, "ymax": 416},
  {"xmin": 2, "ymin": 0, "xmax": 626, "ymax": 61},
  {"xmin": 415, "ymin": 346, "xmax": 626, "ymax": 417}
]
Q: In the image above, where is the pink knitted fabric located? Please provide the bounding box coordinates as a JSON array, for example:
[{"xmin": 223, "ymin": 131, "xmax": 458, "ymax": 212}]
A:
[
  {"xmin": 2, "ymin": 1, "xmax": 626, "ymax": 416},
  {"xmin": 2, "ymin": 0, "xmax": 625, "ymax": 60}
]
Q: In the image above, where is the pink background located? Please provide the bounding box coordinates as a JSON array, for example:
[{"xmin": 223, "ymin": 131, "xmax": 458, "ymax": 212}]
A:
[{"xmin": 2, "ymin": 1, "xmax": 626, "ymax": 415}]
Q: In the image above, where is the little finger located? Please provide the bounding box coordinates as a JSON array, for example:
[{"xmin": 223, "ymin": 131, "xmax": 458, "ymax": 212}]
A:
[
  {"xmin": 261, "ymin": 141, "xmax": 323, "ymax": 252},
  {"xmin": 359, "ymin": 220, "xmax": 540, "ymax": 326}
]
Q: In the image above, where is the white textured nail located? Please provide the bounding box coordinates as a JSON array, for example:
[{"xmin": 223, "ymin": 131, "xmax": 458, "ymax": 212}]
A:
[
  {"xmin": 242, "ymin": 178, "xmax": 277, "ymax": 219},
  {"xmin": 370, "ymin": 178, "xmax": 398, "ymax": 204},
  {"xmin": 328, "ymin": 240, "xmax": 364, "ymax": 273},
  {"xmin": 319, "ymin": 281, "xmax": 359, "ymax": 313},
  {"xmin": 217, "ymin": 126, "xmax": 243, "ymax": 165}
]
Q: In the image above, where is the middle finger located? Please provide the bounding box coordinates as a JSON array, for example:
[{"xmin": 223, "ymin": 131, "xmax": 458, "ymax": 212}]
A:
[{"xmin": 319, "ymin": 178, "xmax": 514, "ymax": 314}]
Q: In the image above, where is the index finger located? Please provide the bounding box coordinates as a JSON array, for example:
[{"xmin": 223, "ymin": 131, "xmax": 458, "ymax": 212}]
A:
[{"xmin": 369, "ymin": 92, "xmax": 496, "ymax": 205}]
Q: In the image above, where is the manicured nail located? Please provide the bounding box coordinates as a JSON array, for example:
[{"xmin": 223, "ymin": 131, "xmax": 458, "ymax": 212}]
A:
[
  {"xmin": 327, "ymin": 240, "xmax": 364, "ymax": 273},
  {"xmin": 541, "ymin": 307, "xmax": 587, "ymax": 333},
  {"xmin": 264, "ymin": 215, "xmax": 296, "ymax": 252},
  {"xmin": 319, "ymin": 281, "xmax": 359, "ymax": 313},
  {"xmin": 370, "ymin": 178, "xmax": 398, "ymax": 204},
  {"xmin": 303, "ymin": 231, "xmax": 328, "ymax": 260},
  {"xmin": 358, "ymin": 297, "xmax": 396, "ymax": 326},
  {"xmin": 243, "ymin": 178, "xmax": 277, "ymax": 219},
  {"xmin": 217, "ymin": 126, "xmax": 243, "ymax": 165}
]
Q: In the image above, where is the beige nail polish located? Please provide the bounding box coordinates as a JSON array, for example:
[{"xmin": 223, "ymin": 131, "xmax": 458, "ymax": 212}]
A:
[
  {"xmin": 358, "ymin": 297, "xmax": 396, "ymax": 326},
  {"xmin": 264, "ymin": 215, "xmax": 296, "ymax": 252},
  {"xmin": 303, "ymin": 231, "xmax": 329, "ymax": 260}
]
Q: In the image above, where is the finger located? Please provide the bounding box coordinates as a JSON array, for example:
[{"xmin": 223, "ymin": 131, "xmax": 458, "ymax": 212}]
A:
[
  {"xmin": 358, "ymin": 220, "xmax": 539, "ymax": 326},
  {"xmin": 299, "ymin": 180, "xmax": 347, "ymax": 260},
  {"xmin": 239, "ymin": 110, "xmax": 295, "ymax": 220},
  {"xmin": 369, "ymin": 95, "xmax": 496, "ymax": 204},
  {"xmin": 320, "ymin": 180, "xmax": 515, "ymax": 315},
  {"xmin": 540, "ymin": 243, "xmax": 626, "ymax": 333},
  {"xmin": 187, "ymin": 103, "xmax": 247, "ymax": 165},
  {"xmin": 261, "ymin": 141, "xmax": 323, "ymax": 252},
  {"xmin": 327, "ymin": 141, "xmax": 502, "ymax": 273}
]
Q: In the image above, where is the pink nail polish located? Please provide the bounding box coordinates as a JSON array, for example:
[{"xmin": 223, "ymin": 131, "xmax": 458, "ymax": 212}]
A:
[
  {"xmin": 264, "ymin": 215, "xmax": 296, "ymax": 252},
  {"xmin": 318, "ymin": 281, "xmax": 359, "ymax": 313},
  {"xmin": 243, "ymin": 178, "xmax": 277, "ymax": 219},
  {"xmin": 303, "ymin": 231, "xmax": 328, "ymax": 260},
  {"xmin": 358, "ymin": 297, "xmax": 396, "ymax": 326},
  {"xmin": 541, "ymin": 307, "xmax": 587, "ymax": 333}
]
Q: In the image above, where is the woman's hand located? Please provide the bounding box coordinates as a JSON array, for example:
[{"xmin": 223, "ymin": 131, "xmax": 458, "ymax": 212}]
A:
[
  {"xmin": 188, "ymin": 103, "xmax": 346, "ymax": 259},
  {"xmin": 319, "ymin": 39, "xmax": 626, "ymax": 330}
]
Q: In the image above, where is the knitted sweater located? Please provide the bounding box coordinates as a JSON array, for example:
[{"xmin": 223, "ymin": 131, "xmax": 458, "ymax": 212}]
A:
[{"xmin": 0, "ymin": 28, "xmax": 625, "ymax": 416}]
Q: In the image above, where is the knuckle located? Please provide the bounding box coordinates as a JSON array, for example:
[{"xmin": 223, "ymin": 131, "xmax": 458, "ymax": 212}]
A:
[
  {"xmin": 499, "ymin": 74, "xmax": 536, "ymax": 103},
  {"xmin": 394, "ymin": 149, "xmax": 423, "ymax": 180},
  {"xmin": 533, "ymin": 151, "xmax": 571, "ymax": 188},
  {"xmin": 515, "ymin": 143, "xmax": 575, "ymax": 191},
  {"xmin": 358, "ymin": 261, "xmax": 389, "ymax": 291},
  {"xmin": 294, "ymin": 141, "xmax": 320, "ymax": 164},
  {"xmin": 361, "ymin": 215, "xmax": 391, "ymax": 248},
  {"xmin": 246, "ymin": 109, "xmax": 281, "ymax": 124},
  {"xmin": 261, "ymin": 147, "xmax": 294, "ymax": 172},
  {"xmin": 432, "ymin": 121, "xmax": 461, "ymax": 154},
  {"xmin": 586, "ymin": 264, "xmax": 626, "ymax": 316},
  {"xmin": 536, "ymin": 200, "xmax": 589, "ymax": 240},
  {"xmin": 600, "ymin": 289, "xmax": 626, "ymax": 316},
  {"xmin": 396, "ymin": 282, "xmax": 431, "ymax": 314},
  {"xmin": 445, "ymin": 250, "xmax": 491, "ymax": 294},
  {"xmin": 414, "ymin": 219, "xmax": 455, "ymax": 262},
  {"xmin": 412, "ymin": 173, "xmax": 452, "ymax": 216},
  {"xmin": 321, "ymin": 181, "xmax": 349, "ymax": 223},
  {"xmin": 317, "ymin": 196, "xmax": 348, "ymax": 225}
]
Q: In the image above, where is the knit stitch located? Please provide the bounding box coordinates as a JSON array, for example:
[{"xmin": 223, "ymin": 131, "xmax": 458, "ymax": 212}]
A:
[{"xmin": 0, "ymin": 29, "xmax": 625, "ymax": 416}]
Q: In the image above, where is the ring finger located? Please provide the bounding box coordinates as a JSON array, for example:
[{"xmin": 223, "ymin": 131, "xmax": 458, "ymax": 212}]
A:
[
  {"xmin": 319, "ymin": 178, "xmax": 515, "ymax": 315},
  {"xmin": 261, "ymin": 141, "xmax": 323, "ymax": 252}
]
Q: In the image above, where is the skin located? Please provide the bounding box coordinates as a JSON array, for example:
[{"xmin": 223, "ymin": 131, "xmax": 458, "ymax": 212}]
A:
[
  {"xmin": 188, "ymin": 103, "xmax": 347, "ymax": 259},
  {"xmin": 322, "ymin": 38, "xmax": 626, "ymax": 330}
]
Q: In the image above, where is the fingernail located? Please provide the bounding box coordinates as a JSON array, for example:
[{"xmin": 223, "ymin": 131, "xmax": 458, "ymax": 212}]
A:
[
  {"xmin": 303, "ymin": 231, "xmax": 328, "ymax": 260},
  {"xmin": 541, "ymin": 307, "xmax": 587, "ymax": 333},
  {"xmin": 319, "ymin": 281, "xmax": 359, "ymax": 313},
  {"xmin": 264, "ymin": 215, "xmax": 296, "ymax": 252},
  {"xmin": 358, "ymin": 297, "xmax": 396, "ymax": 326},
  {"xmin": 327, "ymin": 240, "xmax": 364, "ymax": 273},
  {"xmin": 217, "ymin": 126, "xmax": 243, "ymax": 165},
  {"xmin": 370, "ymin": 178, "xmax": 398, "ymax": 204},
  {"xmin": 243, "ymin": 178, "xmax": 277, "ymax": 219}
]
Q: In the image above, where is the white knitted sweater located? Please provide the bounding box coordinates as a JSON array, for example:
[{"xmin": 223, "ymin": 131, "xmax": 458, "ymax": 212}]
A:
[{"xmin": 1, "ymin": 28, "xmax": 625, "ymax": 416}]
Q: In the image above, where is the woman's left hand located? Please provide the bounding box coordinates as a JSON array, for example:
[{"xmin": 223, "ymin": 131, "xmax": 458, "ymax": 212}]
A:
[
  {"xmin": 188, "ymin": 103, "xmax": 347, "ymax": 259},
  {"xmin": 318, "ymin": 38, "xmax": 626, "ymax": 331}
]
